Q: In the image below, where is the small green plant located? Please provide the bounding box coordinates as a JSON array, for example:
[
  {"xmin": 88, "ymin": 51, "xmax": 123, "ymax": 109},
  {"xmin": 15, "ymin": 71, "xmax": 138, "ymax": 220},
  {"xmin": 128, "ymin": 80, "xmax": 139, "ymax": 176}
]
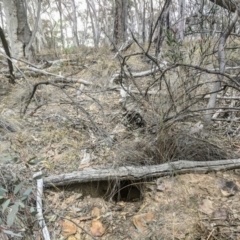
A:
[
  {"xmin": 0, "ymin": 157, "xmax": 43, "ymax": 238},
  {"xmin": 0, "ymin": 180, "xmax": 35, "ymax": 238}
]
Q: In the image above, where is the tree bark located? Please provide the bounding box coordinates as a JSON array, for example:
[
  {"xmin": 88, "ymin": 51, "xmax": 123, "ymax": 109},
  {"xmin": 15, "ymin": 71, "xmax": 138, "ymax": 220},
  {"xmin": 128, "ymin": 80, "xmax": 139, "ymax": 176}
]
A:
[
  {"xmin": 177, "ymin": 0, "xmax": 186, "ymax": 41},
  {"xmin": 2, "ymin": 0, "xmax": 35, "ymax": 61},
  {"xmin": 0, "ymin": 27, "xmax": 15, "ymax": 84},
  {"xmin": 142, "ymin": 0, "xmax": 146, "ymax": 43},
  {"xmin": 86, "ymin": 0, "xmax": 100, "ymax": 47},
  {"xmin": 113, "ymin": 0, "xmax": 129, "ymax": 47},
  {"xmin": 25, "ymin": 0, "xmax": 41, "ymax": 60},
  {"xmin": 56, "ymin": 0, "xmax": 65, "ymax": 49},
  {"xmin": 153, "ymin": 0, "xmax": 172, "ymax": 54},
  {"xmin": 71, "ymin": 0, "xmax": 80, "ymax": 47}
]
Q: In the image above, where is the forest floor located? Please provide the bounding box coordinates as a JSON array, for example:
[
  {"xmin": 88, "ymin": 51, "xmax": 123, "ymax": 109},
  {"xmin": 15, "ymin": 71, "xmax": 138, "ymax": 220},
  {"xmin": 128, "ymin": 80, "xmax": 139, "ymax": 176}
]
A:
[{"xmin": 1, "ymin": 45, "xmax": 240, "ymax": 239}]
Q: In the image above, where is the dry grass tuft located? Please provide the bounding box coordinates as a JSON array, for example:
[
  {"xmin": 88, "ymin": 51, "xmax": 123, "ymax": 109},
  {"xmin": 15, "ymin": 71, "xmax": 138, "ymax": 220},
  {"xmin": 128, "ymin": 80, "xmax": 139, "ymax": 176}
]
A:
[{"xmin": 110, "ymin": 123, "xmax": 237, "ymax": 167}]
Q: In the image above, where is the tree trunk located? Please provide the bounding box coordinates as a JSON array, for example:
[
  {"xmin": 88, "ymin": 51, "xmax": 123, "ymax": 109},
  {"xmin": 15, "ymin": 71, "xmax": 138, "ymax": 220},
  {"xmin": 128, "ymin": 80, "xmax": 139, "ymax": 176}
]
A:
[
  {"xmin": 113, "ymin": 0, "xmax": 129, "ymax": 47},
  {"xmin": 86, "ymin": 0, "xmax": 100, "ymax": 47},
  {"xmin": 148, "ymin": 0, "xmax": 154, "ymax": 43},
  {"xmin": 205, "ymin": 9, "xmax": 239, "ymax": 122},
  {"xmin": 27, "ymin": 0, "xmax": 46, "ymax": 53},
  {"xmin": 2, "ymin": 0, "xmax": 35, "ymax": 61},
  {"xmin": 0, "ymin": 3, "xmax": 4, "ymax": 31},
  {"xmin": 142, "ymin": 0, "xmax": 146, "ymax": 43},
  {"xmin": 0, "ymin": 27, "xmax": 15, "ymax": 84},
  {"xmin": 71, "ymin": 0, "xmax": 80, "ymax": 48},
  {"xmin": 56, "ymin": 0, "xmax": 65, "ymax": 49},
  {"xmin": 177, "ymin": 0, "xmax": 186, "ymax": 42},
  {"xmin": 133, "ymin": 0, "xmax": 141, "ymax": 42},
  {"xmin": 99, "ymin": 0, "xmax": 112, "ymax": 45},
  {"xmin": 25, "ymin": 0, "xmax": 41, "ymax": 59},
  {"xmin": 155, "ymin": 0, "xmax": 172, "ymax": 55}
]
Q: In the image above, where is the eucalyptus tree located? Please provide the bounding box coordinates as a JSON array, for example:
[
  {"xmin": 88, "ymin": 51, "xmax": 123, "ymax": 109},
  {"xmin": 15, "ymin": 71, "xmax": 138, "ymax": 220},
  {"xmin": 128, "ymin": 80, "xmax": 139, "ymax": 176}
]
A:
[
  {"xmin": 177, "ymin": 0, "xmax": 186, "ymax": 41},
  {"xmin": 56, "ymin": 0, "xmax": 65, "ymax": 49},
  {"xmin": 71, "ymin": 0, "xmax": 80, "ymax": 47},
  {"xmin": 113, "ymin": 0, "xmax": 129, "ymax": 47},
  {"xmin": 2, "ymin": 0, "xmax": 36, "ymax": 61},
  {"xmin": 86, "ymin": 0, "xmax": 101, "ymax": 47}
]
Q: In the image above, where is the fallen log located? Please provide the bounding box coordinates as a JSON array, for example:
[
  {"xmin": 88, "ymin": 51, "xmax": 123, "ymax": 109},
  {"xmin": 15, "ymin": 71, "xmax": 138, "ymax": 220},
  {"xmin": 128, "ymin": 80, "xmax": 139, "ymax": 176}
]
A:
[{"xmin": 44, "ymin": 159, "xmax": 240, "ymax": 187}]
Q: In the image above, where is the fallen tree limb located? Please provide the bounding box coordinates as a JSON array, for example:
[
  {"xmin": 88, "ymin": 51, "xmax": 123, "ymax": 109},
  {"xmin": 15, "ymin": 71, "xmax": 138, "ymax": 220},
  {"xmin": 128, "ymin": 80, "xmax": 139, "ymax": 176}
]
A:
[
  {"xmin": 27, "ymin": 67, "xmax": 92, "ymax": 85},
  {"xmin": 110, "ymin": 68, "xmax": 161, "ymax": 84},
  {"xmin": 34, "ymin": 171, "xmax": 51, "ymax": 240},
  {"xmin": 44, "ymin": 159, "xmax": 240, "ymax": 187}
]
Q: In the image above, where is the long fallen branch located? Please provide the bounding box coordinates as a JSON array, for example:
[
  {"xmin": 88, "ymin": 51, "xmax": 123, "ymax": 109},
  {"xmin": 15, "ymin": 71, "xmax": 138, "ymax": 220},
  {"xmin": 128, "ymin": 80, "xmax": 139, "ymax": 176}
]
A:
[{"xmin": 44, "ymin": 159, "xmax": 240, "ymax": 187}]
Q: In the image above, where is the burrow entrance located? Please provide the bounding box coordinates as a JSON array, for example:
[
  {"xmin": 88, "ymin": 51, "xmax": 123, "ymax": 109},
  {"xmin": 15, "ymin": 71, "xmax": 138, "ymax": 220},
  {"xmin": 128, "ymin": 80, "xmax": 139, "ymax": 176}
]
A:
[{"xmin": 56, "ymin": 180, "xmax": 143, "ymax": 202}]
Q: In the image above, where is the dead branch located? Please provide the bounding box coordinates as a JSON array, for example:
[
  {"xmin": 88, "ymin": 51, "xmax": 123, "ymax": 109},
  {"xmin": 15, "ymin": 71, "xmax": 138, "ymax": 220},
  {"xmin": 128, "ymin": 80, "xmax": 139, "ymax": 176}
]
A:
[
  {"xmin": 22, "ymin": 79, "xmax": 85, "ymax": 115},
  {"xmin": 26, "ymin": 67, "xmax": 92, "ymax": 85},
  {"xmin": 44, "ymin": 159, "xmax": 240, "ymax": 187},
  {"xmin": 34, "ymin": 172, "xmax": 51, "ymax": 240},
  {"xmin": 110, "ymin": 68, "xmax": 161, "ymax": 84},
  {"xmin": 113, "ymin": 39, "xmax": 134, "ymax": 58}
]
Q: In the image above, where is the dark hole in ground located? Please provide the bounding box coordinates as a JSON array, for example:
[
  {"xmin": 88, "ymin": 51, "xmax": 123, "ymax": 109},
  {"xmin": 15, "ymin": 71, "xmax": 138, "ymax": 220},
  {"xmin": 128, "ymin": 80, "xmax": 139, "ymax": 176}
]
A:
[
  {"xmin": 110, "ymin": 180, "xmax": 143, "ymax": 202},
  {"xmin": 54, "ymin": 180, "xmax": 143, "ymax": 202}
]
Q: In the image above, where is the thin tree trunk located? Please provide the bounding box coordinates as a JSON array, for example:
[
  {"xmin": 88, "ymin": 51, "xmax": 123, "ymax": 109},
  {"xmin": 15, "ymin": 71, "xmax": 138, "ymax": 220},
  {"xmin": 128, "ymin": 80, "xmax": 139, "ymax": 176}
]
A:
[
  {"xmin": 56, "ymin": 0, "xmax": 65, "ymax": 49},
  {"xmin": 0, "ymin": 3, "xmax": 4, "ymax": 31},
  {"xmin": 86, "ymin": 0, "xmax": 100, "ymax": 47},
  {"xmin": 200, "ymin": 0, "xmax": 205, "ymax": 39},
  {"xmin": 133, "ymin": 0, "xmax": 141, "ymax": 42},
  {"xmin": 177, "ymin": 0, "xmax": 186, "ymax": 42},
  {"xmin": 0, "ymin": 27, "xmax": 15, "ymax": 84},
  {"xmin": 142, "ymin": 0, "xmax": 146, "ymax": 43},
  {"xmin": 155, "ymin": 0, "xmax": 172, "ymax": 55},
  {"xmin": 205, "ymin": 10, "xmax": 239, "ymax": 122},
  {"xmin": 148, "ymin": 0, "xmax": 154, "ymax": 43},
  {"xmin": 25, "ymin": 0, "xmax": 41, "ymax": 61},
  {"xmin": 71, "ymin": 0, "xmax": 80, "ymax": 47}
]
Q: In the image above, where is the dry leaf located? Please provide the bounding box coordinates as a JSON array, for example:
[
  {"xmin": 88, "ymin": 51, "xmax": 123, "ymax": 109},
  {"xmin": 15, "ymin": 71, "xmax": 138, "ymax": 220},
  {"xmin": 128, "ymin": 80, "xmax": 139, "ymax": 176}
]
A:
[
  {"xmin": 60, "ymin": 218, "xmax": 77, "ymax": 237},
  {"xmin": 90, "ymin": 219, "xmax": 105, "ymax": 237},
  {"xmin": 91, "ymin": 207, "xmax": 101, "ymax": 218},
  {"xmin": 65, "ymin": 195, "xmax": 76, "ymax": 205},
  {"xmin": 199, "ymin": 199, "xmax": 214, "ymax": 215},
  {"xmin": 132, "ymin": 212, "xmax": 155, "ymax": 232},
  {"xmin": 75, "ymin": 232, "xmax": 82, "ymax": 239},
  {"xmin": 220, "ymin": 189, "xmax": 233, "ymax": 197},
  {"xmin": 67, "ymin": 236, "xmax": 77, "ymax": 240},
  {"xmin": 157, "ymin": 182, "xmax": 166, "ymax": 192}
]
